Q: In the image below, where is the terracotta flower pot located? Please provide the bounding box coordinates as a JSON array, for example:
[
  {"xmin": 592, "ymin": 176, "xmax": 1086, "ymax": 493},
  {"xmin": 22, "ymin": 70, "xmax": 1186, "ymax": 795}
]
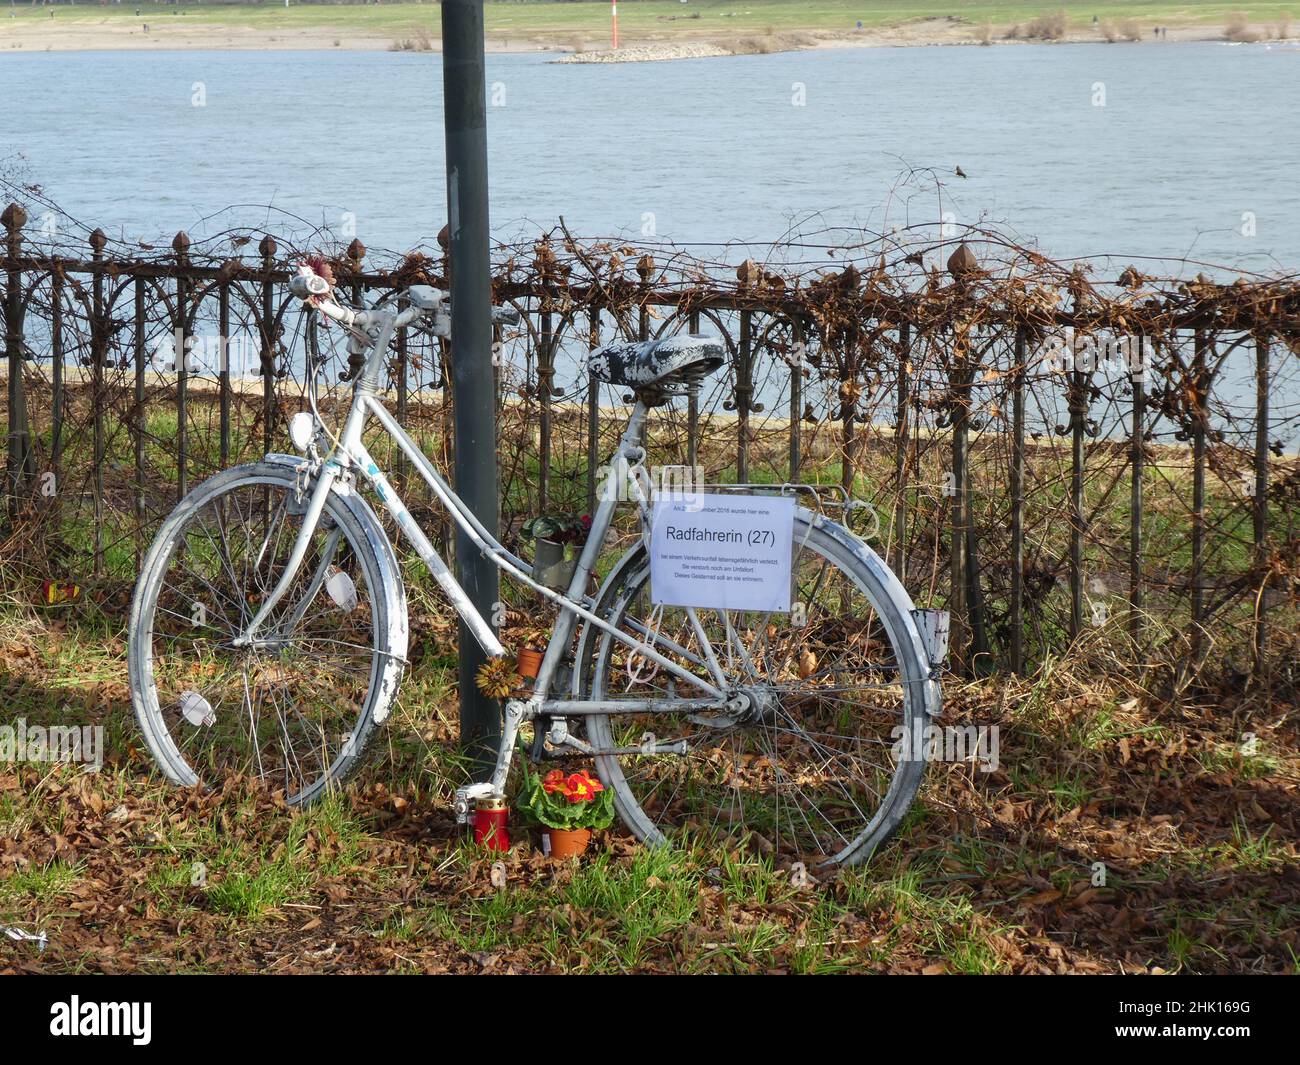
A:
[
  {"xmin": 543, "ymin": 827, "xmax": 591, "ymax": 860},
  {"xmin": 516, "ymin": 646, "xmax": 544, "ymax": 689}
]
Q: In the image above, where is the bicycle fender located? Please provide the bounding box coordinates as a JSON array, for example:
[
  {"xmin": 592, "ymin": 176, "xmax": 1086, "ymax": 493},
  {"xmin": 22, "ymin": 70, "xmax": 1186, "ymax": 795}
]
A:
[
  {"xmin": 261, "ymin": 453, "xmax": 410, "ymax": 723},
  {"xmin": 804, "ymin": 509, "xmax": 943, "ymax": 718},
  {"xmin": 571, "ymin": 539, "xmax": 650, "ymax": 697}
]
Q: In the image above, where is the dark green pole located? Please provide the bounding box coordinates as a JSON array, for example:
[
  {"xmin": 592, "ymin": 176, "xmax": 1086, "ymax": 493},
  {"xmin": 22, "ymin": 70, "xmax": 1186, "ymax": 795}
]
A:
[{"xmin": 442, "ymin": 0, "xmax": 500, "ymax": 775}]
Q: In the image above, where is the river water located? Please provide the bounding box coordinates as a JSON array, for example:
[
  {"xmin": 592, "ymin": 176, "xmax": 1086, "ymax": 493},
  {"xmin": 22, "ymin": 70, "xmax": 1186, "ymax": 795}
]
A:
[{"xmin": 3, "ymin": 42, "xmax": 1299, "ymax": 272}]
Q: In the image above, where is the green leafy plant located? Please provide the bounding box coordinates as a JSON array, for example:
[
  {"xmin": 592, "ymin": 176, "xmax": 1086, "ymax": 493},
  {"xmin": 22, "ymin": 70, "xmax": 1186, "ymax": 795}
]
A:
[
  {"xmin": 516, "ymin": 759, "xmax": 615, "ymax": 831},
  {"xmin": 522, "ymin": 512, "xmax": 592, "ymax": 547}
]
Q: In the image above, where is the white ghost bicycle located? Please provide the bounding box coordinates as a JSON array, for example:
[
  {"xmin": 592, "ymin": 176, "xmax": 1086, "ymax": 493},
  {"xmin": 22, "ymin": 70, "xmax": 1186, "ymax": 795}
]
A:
[{"xmin": 128, "ymin": 263, "xmax": 942, "ymax": 868}]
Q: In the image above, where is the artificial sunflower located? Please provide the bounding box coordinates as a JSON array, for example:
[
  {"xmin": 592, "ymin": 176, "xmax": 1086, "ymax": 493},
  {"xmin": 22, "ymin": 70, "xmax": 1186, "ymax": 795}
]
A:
[{"xmin": 475, "ymin": 656, "xmax": 522, "ymax": 699}]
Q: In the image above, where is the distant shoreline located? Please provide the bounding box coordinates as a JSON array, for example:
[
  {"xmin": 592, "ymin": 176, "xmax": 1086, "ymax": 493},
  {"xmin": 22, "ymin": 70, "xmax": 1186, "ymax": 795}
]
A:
[{"xmin": 2, "ymin": 12, "xmax": 1294, "ymax": 58}]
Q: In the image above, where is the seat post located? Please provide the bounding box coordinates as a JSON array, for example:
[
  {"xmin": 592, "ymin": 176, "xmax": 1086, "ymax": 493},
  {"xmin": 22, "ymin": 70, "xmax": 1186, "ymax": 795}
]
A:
[{"xmin": 621, "ymin": 397, "xmax": 651, "ymax": 456}]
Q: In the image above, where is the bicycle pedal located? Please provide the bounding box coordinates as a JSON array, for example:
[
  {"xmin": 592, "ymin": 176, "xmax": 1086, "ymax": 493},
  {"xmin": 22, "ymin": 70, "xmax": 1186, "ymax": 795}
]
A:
[{"xmin": 452, "ymin": 782, "xmax": 499, "ymax": 824}]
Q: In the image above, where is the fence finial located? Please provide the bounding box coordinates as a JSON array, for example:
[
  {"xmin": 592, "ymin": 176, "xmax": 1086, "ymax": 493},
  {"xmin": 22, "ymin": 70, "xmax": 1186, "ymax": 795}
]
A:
[
  {"xmin": 1, "ymin": 203, "xmax": 27, "ymax": 233},
  {"xmin": 947, "ymin": 243, "xmax": 978, "ymax": 278}
]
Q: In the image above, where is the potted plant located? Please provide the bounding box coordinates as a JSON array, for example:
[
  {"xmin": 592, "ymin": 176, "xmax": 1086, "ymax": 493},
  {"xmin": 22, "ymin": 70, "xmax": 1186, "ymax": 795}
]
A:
[
  {"xmin": 522, "ymin": 512, "xmax": 592, "ymax": 592},
  {"xmin": 517, "ymin": 761, "xmax": 614, "ymax": 859},
  {"xmin": 513, "ymin": 622, "xmax": 551, "ymax": 689}
]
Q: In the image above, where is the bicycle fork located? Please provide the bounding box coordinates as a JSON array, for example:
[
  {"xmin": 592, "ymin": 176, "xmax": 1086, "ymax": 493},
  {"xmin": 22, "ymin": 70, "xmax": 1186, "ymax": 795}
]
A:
[{"xmin": 232, "ymin": 460, "xmax": 342, "ymax": 649}]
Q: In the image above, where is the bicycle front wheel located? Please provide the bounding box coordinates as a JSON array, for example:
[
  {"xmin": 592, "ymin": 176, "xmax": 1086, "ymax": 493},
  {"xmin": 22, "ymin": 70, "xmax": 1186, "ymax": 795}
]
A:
[
  {"xmin": 580, "ymin": 514, "xmax": 938, "ymax": 869},
  {"xmin": 128, "ymin": 459, "xmax": 405, "ymax": 805}
]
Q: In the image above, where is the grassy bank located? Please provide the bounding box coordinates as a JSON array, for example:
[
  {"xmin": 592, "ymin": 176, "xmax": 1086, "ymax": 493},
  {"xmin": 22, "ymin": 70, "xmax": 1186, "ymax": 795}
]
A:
[
  {"xmin": 1, "ymin": 600, "xmax": 1296, "ymax": 974},
  {"xmin": 2, "ymin": 395, "xmax": 1298, "ymax": 973},
  {"xmin": 2, "ymin": 1, "xmax": 1296, "ymax": 53}
]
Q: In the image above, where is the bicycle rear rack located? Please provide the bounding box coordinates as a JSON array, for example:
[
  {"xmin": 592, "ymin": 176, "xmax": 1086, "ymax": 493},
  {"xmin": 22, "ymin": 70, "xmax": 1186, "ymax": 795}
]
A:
[{"xmin": 681, "ymin": 482, "xmax": 880, "ymax": 539}]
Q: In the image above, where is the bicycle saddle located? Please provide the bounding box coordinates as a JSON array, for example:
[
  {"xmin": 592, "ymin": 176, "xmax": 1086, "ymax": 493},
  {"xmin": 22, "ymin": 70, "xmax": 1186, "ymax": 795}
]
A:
[{"xmin": 587, "ymin": 334, "xmax": 726, "ymax": 391}]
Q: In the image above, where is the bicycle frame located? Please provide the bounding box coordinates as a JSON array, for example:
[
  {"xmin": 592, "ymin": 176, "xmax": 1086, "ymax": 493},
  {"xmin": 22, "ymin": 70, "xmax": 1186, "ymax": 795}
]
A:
[{"xmin": 234, "ymin": 302, "xmax": 731, "ymax": 725}]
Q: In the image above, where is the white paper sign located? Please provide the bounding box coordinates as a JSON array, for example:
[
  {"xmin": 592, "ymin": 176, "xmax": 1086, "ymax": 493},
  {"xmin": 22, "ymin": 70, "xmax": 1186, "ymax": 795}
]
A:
[{"xmin": 649, "ymin": 493, "xmax": 795, "ymax": 613}]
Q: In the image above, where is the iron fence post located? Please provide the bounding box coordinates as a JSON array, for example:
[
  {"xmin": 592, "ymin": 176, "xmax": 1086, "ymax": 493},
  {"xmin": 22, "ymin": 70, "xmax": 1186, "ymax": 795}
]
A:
[
  {"xmin": 538, "ymin": 271, "xmax": 554, "ymax": 512},
  {"xmin": 3, "ymin": 204, "xmax": 28, "ymax": 520},
  {"xmin": 587, "ymin": 303, "xmax": 601, "ymax": 514},
  {"xmin": 895, "ymin": 319, "xmax": 910, "ymax": 581},
  {"xmin": 90, "ymin": 229, "xmax": 108, "ymax": 574},
  {"xmin": 1010, "ymin": 326, "xmax": 1026, "ymax": 674},
  {"xmin": 688, "ymin": 307, "xmax": 701, "ymax": 473},
  {"xmin": 1252, "ymin": 332, "xmax": 1270, "ymax": 678},
  {"xmin": 1129, "ymin": 334, "xmax": 1145, "ymax": 642},
  {"xmin": 258, "ymin": 236, "xmax": 278, "ymax": 459},
  {"xmin": 172, "ymin": 230, "xmax": 190, "ymax": 503},
  {"xmin": 134, "ymin": 276, "xmax": 146, "ymax": 564},
  {"xmin": 1190, "ymin": 329, "xmax": 1207, "ymax": 662}
]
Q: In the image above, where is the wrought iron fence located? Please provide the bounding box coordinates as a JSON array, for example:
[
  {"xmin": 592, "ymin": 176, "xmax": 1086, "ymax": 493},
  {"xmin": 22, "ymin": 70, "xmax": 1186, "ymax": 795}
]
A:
[{"xmin": 3, "ymin": 201, "xmax": 1298, "ymax": 680}]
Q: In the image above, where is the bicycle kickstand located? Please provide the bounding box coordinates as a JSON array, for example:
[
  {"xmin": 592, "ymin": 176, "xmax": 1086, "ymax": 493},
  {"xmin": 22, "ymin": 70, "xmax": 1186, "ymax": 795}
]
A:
[{"xmin": 452, "ymin": 696, "xmax": 533, "ymax": 824}]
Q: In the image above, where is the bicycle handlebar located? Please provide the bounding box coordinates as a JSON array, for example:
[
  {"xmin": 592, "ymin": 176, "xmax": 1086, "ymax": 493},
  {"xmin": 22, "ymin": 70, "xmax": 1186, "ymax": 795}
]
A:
[{"xmin": 291, "ymin": 266, "xmax": 519, "ymax": 333}]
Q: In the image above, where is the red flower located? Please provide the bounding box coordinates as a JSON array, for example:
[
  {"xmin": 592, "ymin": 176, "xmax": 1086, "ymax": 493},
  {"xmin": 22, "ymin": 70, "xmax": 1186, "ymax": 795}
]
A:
[
  {"xmin": 538, "ymin": 768, "xmax": 604, "ymax": 804},
  {"xmin": 301, "ymin": 253, "xmax": 336, "ymax": 286},
  {"xmin": 562, "ymin": 771, "xmax": 603, "ymax": 804}
]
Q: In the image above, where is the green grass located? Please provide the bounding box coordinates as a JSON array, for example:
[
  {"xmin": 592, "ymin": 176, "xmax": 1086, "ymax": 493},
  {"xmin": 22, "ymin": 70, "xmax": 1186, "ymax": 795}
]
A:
[
  {"xmin": 0, "ymin": 595, "xmax": 1296, "ymax": 973},
  {"xmin": 0, "ymin": 859, "xmax": 82, "ymax": 907},
  {"xmin": 141, "ymin": 793, "xmax": 380, "ymax": 919},
  {"xmin": 1197, "ymin": 737, "xmax": 1281, "ymax": 780},
  {"xmin": 6, "ymin": 1, "xmax": 1297, "ymax": 47}
]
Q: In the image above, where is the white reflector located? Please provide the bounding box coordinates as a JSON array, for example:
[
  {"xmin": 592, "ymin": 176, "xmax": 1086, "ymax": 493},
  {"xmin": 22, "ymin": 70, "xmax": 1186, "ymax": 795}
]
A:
[
  {"xmin": 179, "ymin": 690, "xmax": 215, "ymax": 727},
  {"xmin": 289, "ymin": 411, "xmax": 315, "ymax": 452},
  {"xmin": 325, "ymin": 566, "xmax": 358, "ymax": 612},
  {"xmin": 915, "ymin": 609, "xmax": 950, "ymax": 666}
]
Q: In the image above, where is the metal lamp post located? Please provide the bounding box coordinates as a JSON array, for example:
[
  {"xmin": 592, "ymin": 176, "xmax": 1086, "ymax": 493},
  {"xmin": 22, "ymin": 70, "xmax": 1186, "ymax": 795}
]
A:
[{"xmin": 441, "ymin": 0, "xmax": 500, "ymax": 775}]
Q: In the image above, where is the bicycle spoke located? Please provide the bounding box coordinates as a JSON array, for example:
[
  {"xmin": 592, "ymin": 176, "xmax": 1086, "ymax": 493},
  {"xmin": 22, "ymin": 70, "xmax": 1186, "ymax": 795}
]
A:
[
  {"xmin": 137, "ymin": 475, "xmax": 385, "ymax": 805},
  {"xmin": 588, "ymin": 520, "xmax": 926, "ymax": 866}
]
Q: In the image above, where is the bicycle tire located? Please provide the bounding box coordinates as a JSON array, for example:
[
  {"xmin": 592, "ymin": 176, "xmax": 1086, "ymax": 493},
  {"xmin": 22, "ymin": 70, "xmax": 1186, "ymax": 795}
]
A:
[
  {"xmin": 128, "ymin": 456, "xmax": 407, "ymax": 805},
  {"xmin": 577, "ymin": 512, "xmax": 938, "ymax": 868}
]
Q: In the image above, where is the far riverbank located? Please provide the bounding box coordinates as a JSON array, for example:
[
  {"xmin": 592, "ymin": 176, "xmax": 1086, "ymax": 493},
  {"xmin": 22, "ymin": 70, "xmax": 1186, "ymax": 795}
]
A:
[{"xmin": 2, "ymin": 7, "xmax": 1294, "ymax": 58}]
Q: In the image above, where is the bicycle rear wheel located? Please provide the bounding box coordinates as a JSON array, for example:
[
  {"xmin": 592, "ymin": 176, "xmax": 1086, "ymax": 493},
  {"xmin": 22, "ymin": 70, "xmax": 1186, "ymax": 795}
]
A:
[
  {"xmin": 128, "ymin": 460, "xmax": 405, "ymax": 805},
  {"xmin": 580, "ymin": 514, "xmax": 937, "ymax": 868}
]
